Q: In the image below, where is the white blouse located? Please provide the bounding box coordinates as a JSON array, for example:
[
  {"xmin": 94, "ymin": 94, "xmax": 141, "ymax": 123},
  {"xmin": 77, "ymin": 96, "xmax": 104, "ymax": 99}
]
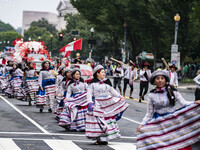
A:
[
  {"xmin": 87, "ymin": 80, "xmax": 122, "ymax": 103},
  {"xmin": 141, "ymin": 91, "xmax": 193, "ymax": 125}
]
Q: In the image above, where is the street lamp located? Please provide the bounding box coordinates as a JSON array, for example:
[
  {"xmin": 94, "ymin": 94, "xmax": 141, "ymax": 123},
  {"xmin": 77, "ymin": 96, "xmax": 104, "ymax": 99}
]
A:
[
  {"xmin": 50, "ymin": 34, "xmax": 53, "ymax": 56},
  {"xmin": 89, "ymin": 27, "xmax": 94, "ymax": 61},
  {"xmin": 28, "ymin": 37, "xmax": 31, "ymax": 41},
  {"xmin": 171, "ymin": 13, "xmax": 181, "ymax": 68},
  {"xmin": 123, "ymin": 22, "xmax": 127, "ymax": 63},
  {"xmin": 38, "ymin": 36, "xmax": 41, "ymax": 42},
  {"xmin": 174, "ymin": 14, "xmax": 180, "ymax": 44}
]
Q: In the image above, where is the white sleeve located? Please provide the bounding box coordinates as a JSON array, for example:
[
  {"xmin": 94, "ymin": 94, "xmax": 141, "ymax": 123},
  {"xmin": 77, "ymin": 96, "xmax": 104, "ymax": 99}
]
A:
[
  {"xmin": 141, "ymin": 95, "xmax": 154, "ymax": 125},
  {"xmin": 140, "ymin": 70, "xmax": 145, "ymax": 76},
  {"xmin": 122, "ymin": 65, "xmax": 128, "ymax": 70},
  {"xmin": 87, "ymin": 84, "xmax": 94, "ymax": 103},
  {"xmin": 109, "ymin": 86, "xmax": 122, "ymax": 98},
  {"xmin": 134, "ymin": 70, "xmax": 138, "ymax": 79},
  {"xmin": 119, "ymin": 68, "xmax": 124, "ymax": 77},
  {"xmin": 175, "ymin": 73, "xmax": 178, "ymax": 86},
  {"xmin": 66, "ymin": 85, "xmax": 72, "ymax": 98},
  {"xmin": 38, "ymin": 72, "xmax": 43, "ymax": 86},
  {"xmin": 194, "ymin": 75, "xmax": 200, "ymax": 85},
  {"xmin": 175, "ymin": 91, "xmax": 193, "ymax": 106}
]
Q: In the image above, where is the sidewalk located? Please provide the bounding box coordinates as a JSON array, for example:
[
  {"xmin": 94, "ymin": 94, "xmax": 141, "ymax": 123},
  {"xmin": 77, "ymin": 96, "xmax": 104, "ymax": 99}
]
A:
[
  {"xmin": 107, "ymin": 75, "xmax": 196, "ymax": 90},
  {"xmin": 178, "ymin": 83, "xmax": 196, "ymax": 90}
]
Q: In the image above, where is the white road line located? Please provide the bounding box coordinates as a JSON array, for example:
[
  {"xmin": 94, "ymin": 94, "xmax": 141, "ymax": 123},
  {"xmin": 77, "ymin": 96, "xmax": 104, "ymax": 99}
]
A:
[
  {"xmin": 0, "ymin": 95, "xmax": 49, "ymax": 134},
  {"xmin": 122, "ymin": 116, "xmax": 141, "ymax": 125},
  {"xmin": 0, "ymin": 131, "xmax": 137, "ymax": 139},
  {"xmin": 44, "ymin": 139, "xmax": 82, "ymax": 150},
  {"xmin": 0, "ymin": 138, "xmax": 21, "ymax": 150},
  {"xmin": 109, "ymin": 142, "xmax": 136, "ymax": 150}
]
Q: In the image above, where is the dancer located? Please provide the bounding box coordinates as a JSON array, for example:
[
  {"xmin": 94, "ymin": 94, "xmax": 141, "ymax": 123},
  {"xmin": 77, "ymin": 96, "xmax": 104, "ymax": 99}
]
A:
[
  {"xmin": 22, "ymin": 61, "xmax": 39, "ymax": 105},
  {"xmin": 139, "ymin": 62, "xmax": 151, "ymax": 102},
  {"xmin": 59, "ymin": 68, "xmax": 88, "ymax": 131},
  {"xmin": 137, "ymin": 70, "xmax": 200, "ymax": 150},
  {"xmin": 165, "ymin": 64, "xmax": 178, "ymax": 87},
  {"xmin": 1, "ymin": 60, "xmax": 13, "ymax": 92},
  {"xmin": 53, "ymin": 65, "xmax": 66, "ymax": 113},
  {"xmin": 122, "ymin": 62, "xmax": 138, "ymax": 98},
  {"xmin": 5, "ymin": 62, "xmax": 23, "ymax": 98},
  {"xmin": 35, "ymin": 60, "xmax": 56, "ymax": 113},
  {"xmin": 194, "ymin": 69, "xmax": 200, "ymax": 101},
  {"xmin": 55, "ymin": 68, "xmax": 72, "ymax": 120},
  {"xmin": 85, "ymin": 65, "xmax": 129, "ymax": 145},
  {"xmin": 113, "ymin": 63, "xmax": 124, "ymax": 95}
]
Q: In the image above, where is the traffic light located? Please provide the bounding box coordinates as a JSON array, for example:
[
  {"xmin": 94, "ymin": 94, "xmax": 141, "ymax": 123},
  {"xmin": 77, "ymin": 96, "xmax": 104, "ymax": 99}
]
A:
[{"xmin": 59, "ymin": 33, "xmax": 63, "ymax": 41}]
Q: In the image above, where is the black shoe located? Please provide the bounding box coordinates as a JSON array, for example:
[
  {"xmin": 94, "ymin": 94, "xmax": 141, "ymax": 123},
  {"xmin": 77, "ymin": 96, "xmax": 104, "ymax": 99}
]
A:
[
  {"xmin": 28, "ymin": 101, "xmax": 32, "ymax": 106},
  {"xmin": 48, "ymin": 108, "xmax": 52, "ymax": 113},
  {"xmin": 139, "ymin": 98, "xmax": 142, "ymax": 103},
  {"xmin": 142, "ymin": 96, "xmax": 145, "ymax": 100},
  {"xmin": 40, "ymin": 109, "xmax": 43, "ymax": 113}
]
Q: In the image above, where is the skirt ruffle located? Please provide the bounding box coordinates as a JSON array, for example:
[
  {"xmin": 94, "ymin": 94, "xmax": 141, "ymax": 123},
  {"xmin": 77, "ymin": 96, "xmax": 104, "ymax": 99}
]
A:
[{"xmin": 137, "ymin": 103, "xmax": 200, "ymax": 150}]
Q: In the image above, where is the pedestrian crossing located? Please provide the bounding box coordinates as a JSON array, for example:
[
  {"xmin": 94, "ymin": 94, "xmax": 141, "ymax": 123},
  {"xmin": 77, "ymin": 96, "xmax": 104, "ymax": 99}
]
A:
[{"xmin": 0, "ymin": 138, "xmax": 136, "ymax": 150}]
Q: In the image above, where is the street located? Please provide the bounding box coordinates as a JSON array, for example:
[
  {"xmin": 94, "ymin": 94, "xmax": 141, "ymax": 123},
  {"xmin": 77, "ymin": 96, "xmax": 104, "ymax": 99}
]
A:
[{"xmin": 0, "ymin": 80, "xmax": 199, "ymax": 150}]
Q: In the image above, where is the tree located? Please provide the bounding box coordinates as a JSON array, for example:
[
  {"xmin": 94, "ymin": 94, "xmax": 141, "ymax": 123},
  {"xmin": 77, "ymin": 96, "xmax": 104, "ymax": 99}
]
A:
[
  {"xmin": 0, "ymin": 20, "xmax": 15, "ymax": 32},
  {"xmin": 31, "ymin": 18, "xmax": 56, "ymax": 33}
]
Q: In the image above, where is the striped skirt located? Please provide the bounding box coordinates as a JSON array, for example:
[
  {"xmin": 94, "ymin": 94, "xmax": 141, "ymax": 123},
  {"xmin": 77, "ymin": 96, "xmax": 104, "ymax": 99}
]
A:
[
  {"xmin": 85, "ymin": 96, "xmax": 129, "ymax": 141},
  {"xmin": 59, "ymin": 92, "xmax": 89, "ymax": 131},
  {"xmin": 35, "ymin": 78, "xmax": 56, "ymax": 107},
  {"xmin": 5, "ymin": 76, "xmax": 23, "ymax": 95},
  {"xmin": 136, "ymin": 103, "xmax": 200, "ymax": 150},
  {"xmin": 85, "ymin": 111, "xmax": 121, "ymax": 142},
  {"xmin": 24, "ymin": 77, "xmax": 39, "ymax": 94},
  {"xmin": 1, "ymin": 73, "xmax": 9, "ymax": 90}
]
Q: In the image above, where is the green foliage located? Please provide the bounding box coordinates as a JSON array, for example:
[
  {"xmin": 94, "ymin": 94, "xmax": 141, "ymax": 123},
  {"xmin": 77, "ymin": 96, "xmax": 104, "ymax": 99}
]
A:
[
  {"xmin": 0, "ymin": 31, "xmax": 21, "ymax": 47},
  {"xmin": 31, "ymin": 18, "xmax": 56, "ymax": 33},
  {"xmin": 0, "ymin": 20, "xmax": 15, "ymax": 32},
  {"xmin": 70, "ymin": 0, "xmax": 200, "ymax": 65}
]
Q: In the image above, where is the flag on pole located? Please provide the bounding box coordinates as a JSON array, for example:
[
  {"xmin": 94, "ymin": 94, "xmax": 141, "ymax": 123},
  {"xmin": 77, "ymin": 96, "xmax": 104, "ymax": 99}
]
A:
[
  {"xmin": 65, "ymin": 39, "xmax": 82, "ymax": 51},
  {"xmin": 59, "ymin": 39, "xmax": 82, "ymax": 57}
]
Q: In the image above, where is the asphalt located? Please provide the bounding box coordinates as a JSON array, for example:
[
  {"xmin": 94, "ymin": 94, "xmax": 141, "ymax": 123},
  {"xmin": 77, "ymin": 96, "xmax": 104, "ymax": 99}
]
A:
[{"xmin": 0, "ymin": 78, "xmax": 199, "ymax": 150}]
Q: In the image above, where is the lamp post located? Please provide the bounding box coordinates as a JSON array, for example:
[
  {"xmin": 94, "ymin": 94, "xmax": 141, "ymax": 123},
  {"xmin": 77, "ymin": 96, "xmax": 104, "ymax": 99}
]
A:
[
  {"xmin": 50, "ymin": 34, "xmax": 53, "ymax": 56},
  {"xmin": 123, "ymin": 22, "xmax": 127, "ymax": 63},
  {"xmin": 38, "ymin": 36, "xmax": 41, "ymax": 42},
  {"xmin": 171, "ymin": 14, "xmax": 180, "ymax": 68},
  {"xmin": 89, "ymin": 27, "xmax": 94, "ymax": 61},
  {"xmin": 174, "ymin": 14, "xmax": 180, "ymax": 44}
]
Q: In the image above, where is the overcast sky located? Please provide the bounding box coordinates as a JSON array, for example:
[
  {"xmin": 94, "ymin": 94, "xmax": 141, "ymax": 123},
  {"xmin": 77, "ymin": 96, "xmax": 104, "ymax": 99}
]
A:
[{"xmin": 0, "ymin": 0, "xmax": 60, "ymax": 29}]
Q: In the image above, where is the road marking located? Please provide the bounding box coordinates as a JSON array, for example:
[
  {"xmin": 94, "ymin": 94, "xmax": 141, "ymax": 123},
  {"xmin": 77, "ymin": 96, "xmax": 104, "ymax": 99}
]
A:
[
  {"xmin": 109, "ymin": 142, "xmax": 136, "ymax": 150},
  {"xmin": 125, "ymin": 96, "xmax": 147, "ymax": 103},
  {"xmin": 0, "ymin": 138, "xmax": 21, "ymax": 150},
  {"xmin": 0, "ymin": 95, "xmax": 49, "ymax": 134},
  {"xmin": 0, "ymin": 131, "xmax": 137, "ymax": 139},
  {"xmin": 44, "ymin": 139, "xmax": 82, "ymax": 150},
  {"xmin": 122, "ymin": 116, "xmax": 141, "ymax": 125}
]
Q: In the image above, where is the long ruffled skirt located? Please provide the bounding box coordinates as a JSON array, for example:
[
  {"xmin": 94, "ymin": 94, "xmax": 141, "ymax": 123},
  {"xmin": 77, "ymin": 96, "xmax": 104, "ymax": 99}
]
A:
[{"xmin": 136, "ymin": 103, "xmax": 200, "ymax": 150}]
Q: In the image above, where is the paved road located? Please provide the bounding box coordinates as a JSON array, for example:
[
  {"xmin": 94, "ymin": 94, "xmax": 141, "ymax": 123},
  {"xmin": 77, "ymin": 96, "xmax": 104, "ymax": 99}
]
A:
[{"xmin": 0, "ymin": 79, "xmax": 199, "ymax": 150}]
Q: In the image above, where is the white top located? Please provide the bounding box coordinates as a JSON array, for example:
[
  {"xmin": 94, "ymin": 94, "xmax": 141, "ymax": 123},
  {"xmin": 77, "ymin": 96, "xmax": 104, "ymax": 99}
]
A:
[
  {"xmin": 87, "ymin": 80, "xmax": 122, "ymax": 103},
  {"xmin": 11, "ymin": 68, "xmax": 23, "ymax": 77},
  {"xmin": 66, "ymin": 81, "xmax": 88, "ymax": 98},
  {"xmin": 140, "ymin": 69, "xmax": 151, "ymax": 81},
  {"xmin": 122, "ymin": 65, "xmax": 138, "ymax": 80},
  {"xmin": 194, "ymin": 74, "xmax": 200, "ymax": 89},
  {"xmin": 55, "ymin": 74, "xmax": 64, "ymax": 92},
  {"xmin": 25, "ymin": 69, "xmax": 36, "ymax": 77},
  {"xmin": 38, "ymin": 70, "xmax": 56, "ymax": 86},
  {"xmin": 113, "ymin": 67, "xmax": 124, "ymax": 78},
  {"xmin": 141, "ymin": 91, "xmax": 192, "ymax": 125},
  {"xmin": 165, "ymin": 70, "xmax": 178, "ymax": 86}
]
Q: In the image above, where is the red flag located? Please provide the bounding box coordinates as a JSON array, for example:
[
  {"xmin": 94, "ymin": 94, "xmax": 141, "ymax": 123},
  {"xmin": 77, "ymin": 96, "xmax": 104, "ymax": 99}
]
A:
[{"xmin": 65, "ymin": 39, "xmax": 82, "ymax": 51}]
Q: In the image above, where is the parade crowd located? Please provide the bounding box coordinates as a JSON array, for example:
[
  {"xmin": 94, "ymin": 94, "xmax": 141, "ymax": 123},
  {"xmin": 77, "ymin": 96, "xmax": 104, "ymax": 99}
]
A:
[{"xmin": 0, "ymin": 53, "xmax": 200, "ymax": 149}]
